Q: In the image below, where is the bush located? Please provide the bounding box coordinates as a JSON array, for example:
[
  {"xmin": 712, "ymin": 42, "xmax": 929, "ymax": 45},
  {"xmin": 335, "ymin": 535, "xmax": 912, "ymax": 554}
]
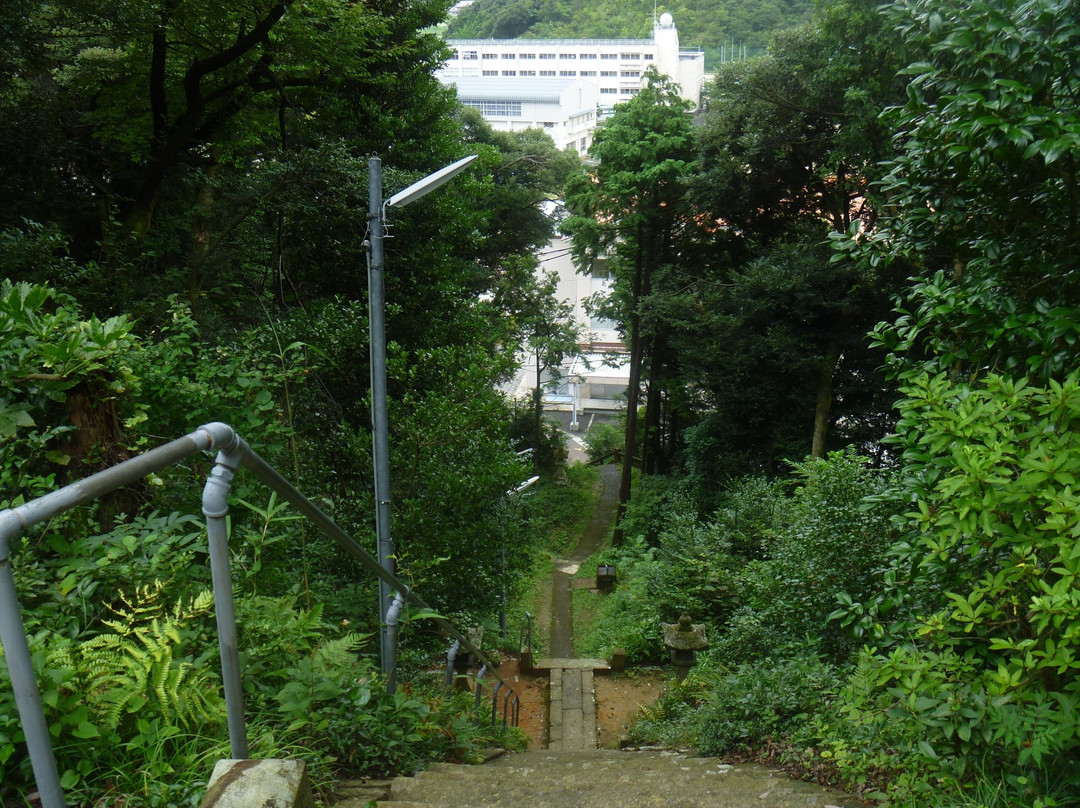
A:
[
  {"xmin": 695, "ymin": 654, "xmax": 840, "ymax": 755},
  {"xmin": 582, "ymin": 420, "xmax": 622, "ymax": 464}
]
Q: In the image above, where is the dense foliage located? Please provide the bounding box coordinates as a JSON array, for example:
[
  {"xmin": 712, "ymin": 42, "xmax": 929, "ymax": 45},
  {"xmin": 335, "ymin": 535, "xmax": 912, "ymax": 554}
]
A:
[
  {"xmin": 4, "ymin": 0, "xmax": 1080, "ymax": 804},
  {"xmin": 0, "ymin": 0, "xmax": 580, "ymax": 803},
  {"xmin": 566, "ymin": 0, "xmax": 1080, "ymax": 805}
]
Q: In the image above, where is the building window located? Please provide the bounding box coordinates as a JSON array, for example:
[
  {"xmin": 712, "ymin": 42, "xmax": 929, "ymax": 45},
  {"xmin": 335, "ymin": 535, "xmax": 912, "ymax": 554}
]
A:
[
  {"xmin": 644, "ymin": 54, "xmax": 654, "ymax": 60},
  {"xmin": 520, "ymin": 69, "xmax": 536, "ymax": 76},
  {"xmin": 482, "ymin": 53, "xmax": 498, "ymax": 59},
  {"xmin": 464, "ymin": 100, "xmax": 523, "ymax": 117},
  {"xmin": 580, "ymin": 53, "xmax": 597, "ymax": 59},
  {"xmin": 600, "ymin": 87, "xmax": 617, "ymax": 94},
  {"xmin": 559, "ymin": 70, "xmax": 576, "ymax": 76},
  {"xmin": 620, "ymin": 70, "xmax": 640, "ymax": 78},
  {"xmin": 579, "ymin": 70, "xmax": 596, "ymax": 76},
  {"xmin": 539, "ymin": 53, "xmax": 556, "ymax": 60},
  {"xmin": 519, "ymin": 53, "xmax": 536, "ymax": 59},
  {"xmin": 460, "ymin": 50, "xmax": 478, "ymax": 60},
  {"xmin": 502, "ymin": 53, "xmax": 515, "ymax": 59},
  {"xmin": 620, "ymin": 52, "xmax": 641, "ymax": 60},
  {"xmin": 600, "ymin": 53, "xmax": 617, "ymax": 60},
  {"xmin": 540, "ymin": 69, "xmax": 555, "ymax": 76},
  {"xmin": 589, "ymin": 382, "xmax": 627, "ymax": 399},
  {"xmin": 559, "ymin": 53, "xmax": 576, "ymax": 59},
  {"xmin": 542, "ymin": 122, "xmax": 556, "ymax": 129},
  {"xmin": 482, "ymin": 70, "xmax": 498, "ymax": 76},
  {"xmin": 600, "ymin": 70, "xmax": 617, "ymax": 77},
  {"xmin": 620, "ymin": 87, "xmax": 640, "ymax": 95},
  {"xmin": 502, "ymin": 70, "xmax": 516, "ymax": 76}
]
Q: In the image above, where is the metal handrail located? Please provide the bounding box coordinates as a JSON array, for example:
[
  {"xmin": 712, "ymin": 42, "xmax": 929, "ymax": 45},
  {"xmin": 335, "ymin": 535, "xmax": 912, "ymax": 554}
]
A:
[
  {"xmin": 519, "ymin": 611, "xmax": 533, "ymax": 655},
  {"xmin": 0, "ymin": 422, "xmax": 521, "ymax": 808}
]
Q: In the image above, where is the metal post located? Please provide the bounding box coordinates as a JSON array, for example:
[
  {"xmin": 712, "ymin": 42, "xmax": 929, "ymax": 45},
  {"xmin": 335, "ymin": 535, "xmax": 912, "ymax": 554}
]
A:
[
  {"xmin": 446, "ymin": 639, "xmax": 461, "ymax": 691},
  {"xmin": 384, "ymin": 591, "xmax": 406, "ymax": 694},
  {"xmin": 368, "ymin": 155, "xmax": 396, "ymax": 684},
  {"xmin": 0, "ymin": 535, "xmax": 65, "ymax": 808},
  {"xmin": 202, "ymin": 446, "xmax": 249, "ymax": 759}
]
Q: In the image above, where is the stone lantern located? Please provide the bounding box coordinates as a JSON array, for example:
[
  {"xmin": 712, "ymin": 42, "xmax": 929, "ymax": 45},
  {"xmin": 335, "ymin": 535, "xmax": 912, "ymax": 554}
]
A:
[{"xmin": 662, "ymin": 614, "xmax": 708, "ymax": 681}]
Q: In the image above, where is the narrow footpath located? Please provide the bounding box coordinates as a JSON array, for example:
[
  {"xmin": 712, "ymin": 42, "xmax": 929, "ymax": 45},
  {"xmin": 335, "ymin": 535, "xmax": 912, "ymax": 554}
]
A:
[{"xmin": 538, "ymin": 463, "xmax": 619, "ymax": 752}]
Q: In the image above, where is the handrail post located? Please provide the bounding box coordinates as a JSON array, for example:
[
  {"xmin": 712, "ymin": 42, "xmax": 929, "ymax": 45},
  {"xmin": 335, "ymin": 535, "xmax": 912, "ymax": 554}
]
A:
[
  {"xmin": 473, "ymin": 664, "xmax": 487, "ymax": 723},
  {"xmin": 0, "ymin": 531, "xmax": 66, "ymax": 808},
  {"xmin": 445, "ymin": 639, "xmax": 461, "ymax": 691},
  {"xmin": 202, "ymin": 439, "xmax": 249, "ymax": 759},
  {"xmin": 491, "ymin": 681, "xmax": 503, "ymax": 728},
  {"xmin": 384, "ymin": 591, "xmax": 406, "ymax": 694}
]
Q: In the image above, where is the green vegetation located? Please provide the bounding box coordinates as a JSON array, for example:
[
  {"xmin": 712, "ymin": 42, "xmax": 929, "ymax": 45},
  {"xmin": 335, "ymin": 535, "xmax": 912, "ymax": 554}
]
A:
[
  {"xmin": 560, "ymin": 0, "xmax": 1080, "ymax": 805},
  {"xmin": 3, "ymin": 0, "xmax": 1079, "ymax": 804},
  {"xmin": 446, "ymin": 0, "xmax": 814, "ymax": 67}
]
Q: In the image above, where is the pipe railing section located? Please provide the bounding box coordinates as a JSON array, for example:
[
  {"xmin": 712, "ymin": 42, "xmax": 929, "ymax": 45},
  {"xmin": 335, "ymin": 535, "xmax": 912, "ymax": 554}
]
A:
[
  {"xmin": 0, "ymin": 422, "xmax": 521, "ymax": 808},
  {"xmin": 519, "ymin": 611, "xmax": 533, "ymax": 656}
]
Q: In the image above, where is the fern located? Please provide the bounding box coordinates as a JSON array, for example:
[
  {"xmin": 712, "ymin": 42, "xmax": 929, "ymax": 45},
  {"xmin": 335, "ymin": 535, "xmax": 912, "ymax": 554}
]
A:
[{"xmin": 80, "ymin": 583, "xmax": 224, "ymax": 732}]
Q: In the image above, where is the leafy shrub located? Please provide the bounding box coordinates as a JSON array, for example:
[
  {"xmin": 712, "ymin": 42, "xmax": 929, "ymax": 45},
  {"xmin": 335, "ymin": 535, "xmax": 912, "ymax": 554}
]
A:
[
  {"xmin": 582, "ymin": 420, "xmax": 622, "ymax": 464},
  {"xmin": 695, "ymin": 654, "xmax": 840, "ymax": 755},
  {"xmin": 816, "ymin": 372, "xmax": 1080, "ymax": 800},
  {"xmin": 575, "ymin": 563, "xmax": 666, "ymax": 663}
]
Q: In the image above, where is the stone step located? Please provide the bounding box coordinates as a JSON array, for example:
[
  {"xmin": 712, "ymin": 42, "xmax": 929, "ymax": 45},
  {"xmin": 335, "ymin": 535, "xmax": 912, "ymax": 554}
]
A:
[
  {"xmin": 532, "ymin": 657, "xmax": 610, "ymax": 670},
  {"xmin": 379, "ymin": 750, "xmax": 860, "ymax": 808}
]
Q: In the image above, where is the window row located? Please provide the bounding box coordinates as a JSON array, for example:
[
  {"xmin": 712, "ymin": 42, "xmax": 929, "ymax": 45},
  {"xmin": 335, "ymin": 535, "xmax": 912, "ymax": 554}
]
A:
[
  {"xmin": 463, "ymin": 100, "xmax": 522, "ymax": 117},
  {"xmin": 458, "ymin": 50, "xmax": 655, "ymax": 62}
]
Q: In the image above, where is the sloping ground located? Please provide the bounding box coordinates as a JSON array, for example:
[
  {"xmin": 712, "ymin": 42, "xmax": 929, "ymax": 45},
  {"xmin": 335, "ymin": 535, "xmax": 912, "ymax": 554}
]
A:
[{"xmin": 374, "ymin": 749, "xmax": 859, "ymax": 808}]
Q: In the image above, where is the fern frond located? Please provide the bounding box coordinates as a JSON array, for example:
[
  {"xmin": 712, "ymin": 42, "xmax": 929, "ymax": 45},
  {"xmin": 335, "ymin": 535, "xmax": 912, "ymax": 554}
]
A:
[{"xmin": 79, "ymin": 584, "xmax": 224, "ymax": 732}]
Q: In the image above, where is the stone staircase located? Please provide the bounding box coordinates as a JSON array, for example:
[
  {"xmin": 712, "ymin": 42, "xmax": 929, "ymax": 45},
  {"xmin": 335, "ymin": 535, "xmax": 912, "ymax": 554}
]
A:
[
  {"xmin": 332, "ymin": 656, "xmax": 861, "ymax": 808},
  {"xmin": 337, "ymin": 748, "xmax": 859, "ymax": 808},
  {"xmin": 530, "ymin": 657, "xmax": 609, "ymax": 752}
]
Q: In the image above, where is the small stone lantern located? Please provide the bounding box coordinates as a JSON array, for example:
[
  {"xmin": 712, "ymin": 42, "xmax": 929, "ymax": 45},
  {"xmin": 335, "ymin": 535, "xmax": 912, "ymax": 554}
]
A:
[{"xmin": 662, "ymin": 614, "xmax": 708, "ymax": 681}]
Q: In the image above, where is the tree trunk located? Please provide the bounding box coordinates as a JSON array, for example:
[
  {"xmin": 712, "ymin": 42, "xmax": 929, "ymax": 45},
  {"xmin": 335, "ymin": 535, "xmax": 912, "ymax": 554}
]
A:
[
  {"xmin": 612, "ymin": 239, "xmax": 646, "ymax": 546},
  {"xmin": 642, "ymin": 333, "xmax": 666, "ymax": 474},
  {"xmin": 811, "ymin": 335, "xmax": 839, "ymax": 459}
]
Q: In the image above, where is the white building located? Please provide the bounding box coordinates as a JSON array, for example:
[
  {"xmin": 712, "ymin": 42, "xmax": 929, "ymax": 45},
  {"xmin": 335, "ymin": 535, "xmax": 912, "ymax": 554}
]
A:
[
  {"xmin": 450, "ymin": 78, "xmax": 598, "ymax": 153},
  {"xmin": 503, "ymin": 235, "xmax": 630, "ymax": 417},
  {"xmin": 440, "ymin": 14, "xmax": 704, "ymax": 150}
]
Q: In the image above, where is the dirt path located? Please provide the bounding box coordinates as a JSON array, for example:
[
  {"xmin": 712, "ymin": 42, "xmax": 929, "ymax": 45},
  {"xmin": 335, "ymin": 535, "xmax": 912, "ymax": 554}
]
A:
[
  {"xmin": 549, "ymin": 463, "xmax": 619, "ymax": 657},
  {"xmin": 497, "ymin": 463, "xmax": 665, "ymax": 750}
]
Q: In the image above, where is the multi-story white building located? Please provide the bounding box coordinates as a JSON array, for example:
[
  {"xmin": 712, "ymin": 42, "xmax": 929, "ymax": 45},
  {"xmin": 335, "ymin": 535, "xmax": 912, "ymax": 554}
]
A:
[
  {"xmin": 451, "ymin": 77, "xmax": 598, "ymax": 152},
  {"xmin": 502, "ymin": 234, "xmax": 630, "ymax": 418},
  {"xmin": 440, "ymin": 14, "xmax": 703, "ymax": 153}
]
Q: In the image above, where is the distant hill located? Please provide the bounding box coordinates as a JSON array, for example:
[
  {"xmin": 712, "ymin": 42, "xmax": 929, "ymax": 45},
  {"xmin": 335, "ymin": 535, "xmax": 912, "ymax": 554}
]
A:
[{"xmin": 444, "ymin": 0, "xmax": 813, "ymax": 68}]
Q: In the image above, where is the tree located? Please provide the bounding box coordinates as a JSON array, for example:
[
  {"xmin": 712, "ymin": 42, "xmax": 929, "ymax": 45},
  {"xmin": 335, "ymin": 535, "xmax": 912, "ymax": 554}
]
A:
[
  {"xmin": 563, "ymin": 69, "xmax": 705, "ymax": 542},
  {"xmin": 677, "ymin": 0, "xmax": 910, "ymax": 476},
  {"xmin": 520, "ymin": 268, "xmax": 584, "ymax": 452},
  {"xmin": 863, "ymin": 0, "xmax": 1080, "ymax": 384},
  {"xmin": 0, "ymin": 0, "xmax": 459, "ymax": 313}
]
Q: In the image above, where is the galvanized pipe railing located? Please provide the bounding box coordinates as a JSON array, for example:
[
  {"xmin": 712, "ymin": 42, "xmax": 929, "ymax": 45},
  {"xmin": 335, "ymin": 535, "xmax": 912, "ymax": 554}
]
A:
[
  {"xmin": 519, "ymin": 611, "xmax": 533, "ymax": 655},
  {"xmin": 0, "ymin": 422, "xmax": 521, "ymax": 808}
]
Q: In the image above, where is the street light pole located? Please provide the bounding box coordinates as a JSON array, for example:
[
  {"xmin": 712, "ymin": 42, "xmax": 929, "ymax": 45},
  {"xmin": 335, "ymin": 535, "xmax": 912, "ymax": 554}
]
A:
[
  {"xmin": 367, "ymin": 156, "xmax": 395, "ymax": 684},
  {"xmin": 366, "ymin": 154, "xmax": 478, "ymax": 689}
]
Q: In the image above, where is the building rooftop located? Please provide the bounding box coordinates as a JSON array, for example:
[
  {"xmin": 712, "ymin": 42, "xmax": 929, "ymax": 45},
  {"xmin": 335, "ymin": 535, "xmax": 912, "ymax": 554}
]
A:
[
  {"xmin": 446, "ymin": 77, "xmax": 585, "ymax": 104},
  {"xmin": 446, "ymin": 37, "xmax": 654, "ymax": 46}
]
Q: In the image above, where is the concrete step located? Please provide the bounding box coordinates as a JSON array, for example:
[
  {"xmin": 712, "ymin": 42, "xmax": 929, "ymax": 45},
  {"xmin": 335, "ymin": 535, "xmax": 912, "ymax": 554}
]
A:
[
  {"xmin": 378, "ymin": 749, "xmax": 860, "ymax": 808},
  {"xmin": 532, "ymin": 657, "xmax": 610, "ymax": 670}
]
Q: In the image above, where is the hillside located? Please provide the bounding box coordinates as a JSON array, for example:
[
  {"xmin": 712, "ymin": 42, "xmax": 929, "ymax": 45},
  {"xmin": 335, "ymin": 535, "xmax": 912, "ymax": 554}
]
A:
[{"xmin": 444, "ymin": 0, "xmax": 813, "ymax": 67}]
